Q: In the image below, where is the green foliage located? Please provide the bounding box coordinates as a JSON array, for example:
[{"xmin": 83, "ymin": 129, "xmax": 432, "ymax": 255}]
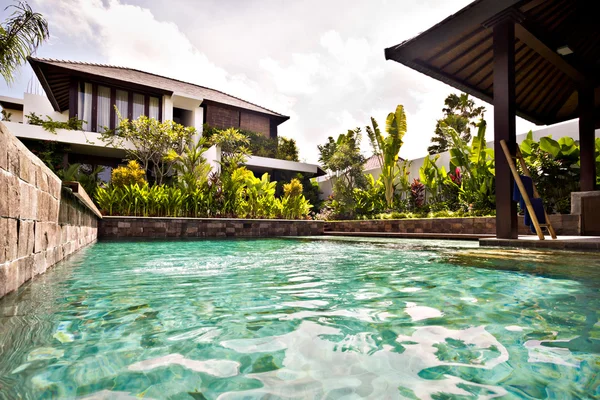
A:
[
  {"xmin": 209, "ymin": 127, "xmax": 251, "ymax": 174},
  {"xmin": 0, "ymin": 1, "xmax": 49, "ymax": 85},
  {"xmin": 239, "ymin": 173, "xmax": 279, "ymax": 218},
  {"xmin": 111, "ymin": 160, "xmax": 147, "ymax": 188},
  {"xmin": 20, "ymin": 138, "xmax": 69, "ymax": 173},
  {"xmin": 318, "ymin": 128, "xmax": 367, "ymax": 218},
  {"xmin": 58, "ymin": 163, "xmax": 104, "ymax": 199},
  {"xmin": 519, "ymin": 132, "xmax": 598, "ymax": 214},
  {"xmin": 102, "ymin": 112, "xmax": 194, "ymax": 185},
  {"xmin": 419, "ymin": 154, "xmax": 448, "ymax": 205},
  {"xmin": 26, "ymin": 112, "xmax": 85, "ymax": 133},
  {"xmin": 203, "ymin": 124, "xmax": 299, "ymax": 161},
  {"xmin": 352, "ymin": 174, "xmax": 387, "ymax": 217},
  {"xmin": 277, "ymin": 137, "xmax": 299, "ymax": 161},
  {"xmin": 280, "ymin": 178, "xmax": 312, "ymax": 219},
  {"xmin": 166, "ymin": 138, "xmax": 211, "ymax": 191},
  {"xmin": 428, "ymin": 93, "xmax": 485, "ymax": 155},
  {"xmin": 366, "ymin": 105, "xmax": 407, "ymax": 207},
  {"xmin": 1, "ymin": 109, "xmax": 12, "ymax": 121},
  {"xmin": 445, "ymin": 120, "xmax": 495, "ymax": 211}
]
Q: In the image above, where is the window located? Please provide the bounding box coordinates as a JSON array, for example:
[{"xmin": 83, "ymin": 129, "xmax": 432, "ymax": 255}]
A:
[
  {"xmin": 97, "ymin": 86, "xmax": 111, "ymax": 132},
  {"xmin": 115, "ymin": 89, "xmax": 128, "ymax": 124},
  {"xmin": 132, "ymin": 93, "xmax": 145, "ymax": 120},
  {"xmin": 78, "ymin": 82, "xmax": 92, "ymax": 131},
  {"xmin": 73, "ymin": 81, "xmax": 162, "ymax": 133},
  {"xmin": 149, "ymin": 97, "xmax": 159, "ymax": 120}
]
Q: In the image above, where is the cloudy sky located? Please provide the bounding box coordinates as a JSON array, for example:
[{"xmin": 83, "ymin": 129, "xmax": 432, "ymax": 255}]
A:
[{"xmin": 1, "ymin": 0, "xmax": 538, "ymax": 163}]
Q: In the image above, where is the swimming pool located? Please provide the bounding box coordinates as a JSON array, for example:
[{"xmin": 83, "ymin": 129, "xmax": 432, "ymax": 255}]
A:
[{"xmin": 0, "ymin": 237, "xmax": 598, "ymax": 399}]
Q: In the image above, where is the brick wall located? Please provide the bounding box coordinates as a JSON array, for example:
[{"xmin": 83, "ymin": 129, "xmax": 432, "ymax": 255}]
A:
[
  {"xmin": 0, "ymin": 122, "xmax": 99, "ymax": 299},
  {"xmin": 205, "ymin": 104, "xmax": 240, "ymax": 130},
  {"xmin": 240, "ymin": 112, "xmax": 270, "ymax": 136},
  {"xmin": 325, "ymin": 215, "xmax": 580, "ymax": 236},
  {"xmin": 99, "ymin": 217, "xmax": 324, "ymax": 238}
]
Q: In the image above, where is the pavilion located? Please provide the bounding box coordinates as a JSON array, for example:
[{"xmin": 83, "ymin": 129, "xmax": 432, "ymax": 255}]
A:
[{"xmin": 385, "ymin": 0, "xmax": 599, "ymax": 239}]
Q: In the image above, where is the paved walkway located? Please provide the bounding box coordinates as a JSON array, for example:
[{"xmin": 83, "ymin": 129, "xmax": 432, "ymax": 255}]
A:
[{"xmin": 479, "ymin": 236, "xmax": 600, "ymax": 251}]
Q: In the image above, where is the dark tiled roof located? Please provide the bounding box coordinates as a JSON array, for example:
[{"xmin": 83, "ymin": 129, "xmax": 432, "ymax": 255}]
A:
[{"xmin": 28, "ymin": 57, "xmax": 287, "ymax": 119}]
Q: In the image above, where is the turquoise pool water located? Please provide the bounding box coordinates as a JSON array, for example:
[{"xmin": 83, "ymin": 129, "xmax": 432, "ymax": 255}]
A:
[{"xmin": 0, "ymin": 237, "xmax": 599, "ymax": 399}]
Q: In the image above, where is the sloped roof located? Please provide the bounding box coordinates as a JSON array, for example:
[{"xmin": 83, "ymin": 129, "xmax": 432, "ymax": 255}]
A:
[
  {"xmin": 385, "ymin": 0, "xmax": 600, "ymax": 126},
  {"xmin": 28, "ymin": 57, "xmax": 289, "ymax": 122}
]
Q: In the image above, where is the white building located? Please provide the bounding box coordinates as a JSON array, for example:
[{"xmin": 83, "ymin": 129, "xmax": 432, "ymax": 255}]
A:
[{"xmin": 0, "ymin": 58, "xmax": 323, "ymax": 181}]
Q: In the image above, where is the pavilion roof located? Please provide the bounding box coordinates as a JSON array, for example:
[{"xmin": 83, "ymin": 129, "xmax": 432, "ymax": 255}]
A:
[{"xmin": 385, "ymin": 0, "xmax": 600, "ymax": 126}]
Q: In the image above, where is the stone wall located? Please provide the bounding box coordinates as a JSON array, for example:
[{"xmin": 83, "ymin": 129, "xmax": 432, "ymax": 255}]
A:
[
  {"xmin": 99, "ymin": 217, "xmax": 323, "ymax": 238},
  {"xmin": 0, "ymin": 122, "xmax": 99, "ymax": 298},
  {"xmin": 325, "ymin": 215, "xmax": 580, "ymax": 236}
]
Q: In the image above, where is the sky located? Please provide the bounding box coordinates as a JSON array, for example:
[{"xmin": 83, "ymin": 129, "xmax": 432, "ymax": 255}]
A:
[{"xmin": 0, "ymin": 0, "xmax": 538, "ymax": 163}]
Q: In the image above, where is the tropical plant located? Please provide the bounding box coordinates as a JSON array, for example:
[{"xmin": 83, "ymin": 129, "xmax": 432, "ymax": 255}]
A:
[
  {"xmin": 419, "ymin": 154, "xmax": 448, "ymax": 205},
  {"xmin": 444, "ymin": 120, "xmax": 495, "ymax": 211},
  {"xmin": 1, "ymin": 109, "xmax": 12, "ymax": 121},
  {"xmin": 111, "ymin": 160, "xmax": 147, "ymax": 188},
  {"xmin": 0, "ymin": 1, "xmax": 49, "ymax": 84},
  {"xmin": 101, "ymin": 112, "xmax": 194, "ymax": 185},
  {"xmin": 318, "ymin": 128, "xmax": 367, "ymax": 218},
  {"xmin": 410, "ymin": 179, "xmax": 426, "ymax": 208},
  {"xmin": 428, "ymin": 93, "xmax": 486, "ymax": 154},
  {"xmin": 366, "ymin": 105, "xmax": 408, "ymax": 208},
  {"xmin": 208, "ymin": 127, "xmax": 251, "ymax": 173},
  {"xmin": 277, "ymin": 137, "xmax": 299, "ymax": 161},
  {"xmin": 58, "ymin": 163, "xmax": 104, "ymax": 198},
  {"xmin": 352, "ymin": 174, "xmax": 387, "ymax": 217},
  {"xmin": 166, "ymin": 138, "xmax": 211, "ymax": 191},
  {"xmin": 519, "ymin": 132, "xmax": 585, "ymax": 214},
  {"xmin": 280, "ymin": 178, "xmax": 311, "ymax": 219},
  {"xmin": 239, "ymin": 173, "xmax": 278, "ymax": 218},
  {"xmin": 26, "ymin": 112, "xmax": 85, "ymax": 133}
]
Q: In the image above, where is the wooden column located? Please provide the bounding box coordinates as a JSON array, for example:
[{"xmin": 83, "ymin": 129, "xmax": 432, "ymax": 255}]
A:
[
  {"xmin": 493, "ymin": 17, "xmax": 518, "ymax": 239},
  {"xmin": 579, "ymin": 85, "xmax": 596, "ymax": 192}
]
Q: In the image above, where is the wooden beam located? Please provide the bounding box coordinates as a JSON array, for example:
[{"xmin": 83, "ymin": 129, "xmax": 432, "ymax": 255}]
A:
[
  {"xmin": 493, "ymin": 17, "xmax": 518, "ymax": 239},
  {"xmin": 519, "ymin": 0, "xmax": 547, "ymax": 13},
  {"xmin": 515, "ymin": 23, "xmax": 586, "ymax": 83},
  {"xmin": 579, "ymin": 85, "xmax": 596, "ymax": 191}
]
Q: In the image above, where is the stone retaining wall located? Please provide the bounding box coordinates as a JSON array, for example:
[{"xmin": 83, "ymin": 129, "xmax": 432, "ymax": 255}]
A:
[
  {"xmin": 325, "ymin": 214, "xmax": 580, "ymax": 236},
  {"xmin": 99, "ymin": 217, "xmax": 324, "ymax": 238},
  {"xmin": 0, "ymin": 122, "xmax": 99, "ymax": 298}
]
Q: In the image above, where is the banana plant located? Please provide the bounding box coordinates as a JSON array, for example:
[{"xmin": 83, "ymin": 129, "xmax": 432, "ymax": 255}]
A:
[{"xmin": 366, "ymin": 105, "xmax": 407, "ymax": 208}]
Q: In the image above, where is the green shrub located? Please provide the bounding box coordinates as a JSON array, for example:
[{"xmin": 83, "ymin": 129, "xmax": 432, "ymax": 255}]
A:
[{"xmin": 111, "ymin": 160, "xmax": 147, "ymax": 188}]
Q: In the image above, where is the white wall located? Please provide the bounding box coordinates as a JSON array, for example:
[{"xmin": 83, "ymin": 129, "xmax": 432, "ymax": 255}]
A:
[{"xmin": 23, "ymin": 93, "xmax": 69, "ymax": 122}]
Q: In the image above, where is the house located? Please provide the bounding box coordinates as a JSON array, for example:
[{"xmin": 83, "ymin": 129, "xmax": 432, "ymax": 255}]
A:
[{"xmin": 0, "ymin": 57, "xmax": 323, "ymax": 181}]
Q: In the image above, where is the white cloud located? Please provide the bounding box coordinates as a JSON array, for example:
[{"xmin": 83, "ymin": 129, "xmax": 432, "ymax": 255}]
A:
[{"xmin": 21, "ymin": 0, "xmax": 537, "ymax": 164}]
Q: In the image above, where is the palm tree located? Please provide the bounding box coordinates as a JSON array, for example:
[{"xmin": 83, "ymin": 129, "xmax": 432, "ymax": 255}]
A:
[
  {"xmin": 0, "ymin": 1, "xmax": 49, "ymax": 84},
  {"xmin": 366, "ymin": 105, "xmax": 407, "ymax": 208}
]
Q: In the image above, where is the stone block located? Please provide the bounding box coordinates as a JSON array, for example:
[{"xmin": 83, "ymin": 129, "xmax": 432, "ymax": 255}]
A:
[
  {"xmin": 33, "ymin": 251, "xmax": 47, "ymax": 276},
  {"xmin": 19, "ymin": 152, "xmax": 32, "ymax": 183},
  {"xmin": 5, "ymin": 218, "xmax": 18, "ymax": 262},
  {"xmin": 0, "ymin": 260, "xmax": 19, "ymax": 297},
  {"xmin": 7, "ymin": 142, "xmax": 20, "ymax": 176},
  {"xmin": 17, "ymin": 220, "xmax": 35, "ymax": 258},
  {"xmin": 17, "ymin": 255, "xmax": 34, "ymax": 286},
  {"xmin": 0, "ymin": 126, "xmax": 7, "ymax": 171},
  {"xmin": 37, "ymin": 167, "xmax": 48, "ymax": 193},
  {"xmin": 0, "ymin": 173, "xmax": 8, "ymax": 218},
  {"xmin": 48, "ymin": 196, "xmax": 59, "ymax": 222},
  {"xmin": 48, "ymin": 176, "xmax": 61, "ymax": 199},
  {"xmin": 7, "ymin": 174, "xmax": 20, "ymax": 219}
]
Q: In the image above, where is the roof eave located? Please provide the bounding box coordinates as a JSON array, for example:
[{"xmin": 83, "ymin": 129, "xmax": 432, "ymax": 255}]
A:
[{"xmin": 28, "ymin": 57, "xmax": 62, "ymax": 112}]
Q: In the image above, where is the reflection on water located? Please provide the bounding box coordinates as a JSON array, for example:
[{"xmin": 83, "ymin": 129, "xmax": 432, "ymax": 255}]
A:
[{"xmin": 0, "ymin": 238, "xmax": 599, "ymax": 399}]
